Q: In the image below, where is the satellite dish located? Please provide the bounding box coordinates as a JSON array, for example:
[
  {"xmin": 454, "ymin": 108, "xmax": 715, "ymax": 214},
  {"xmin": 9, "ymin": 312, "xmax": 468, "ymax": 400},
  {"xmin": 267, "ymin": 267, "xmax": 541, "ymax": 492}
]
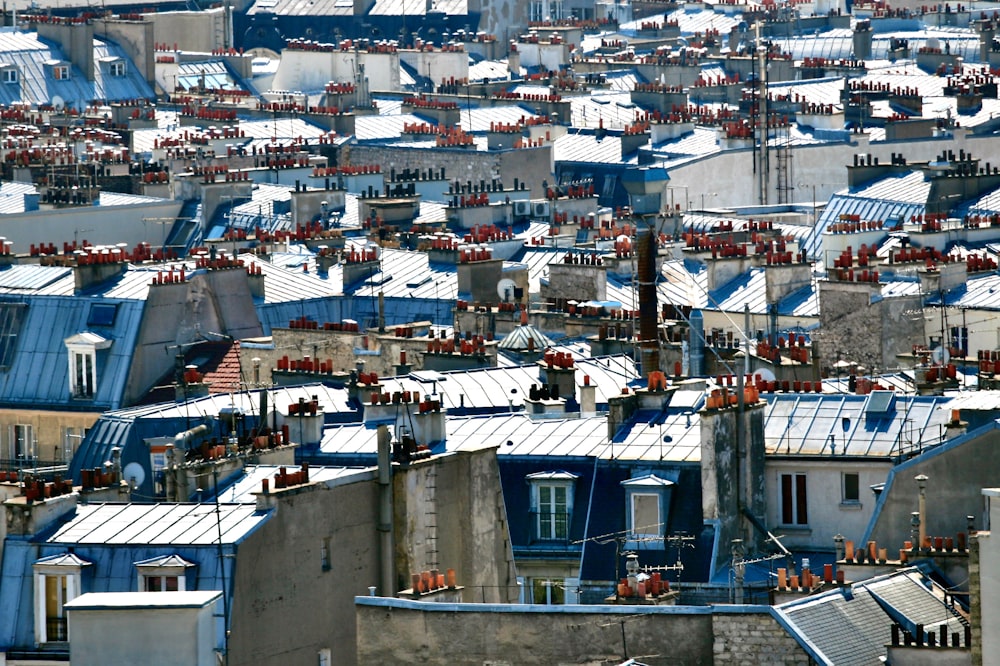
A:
[
  {"xmin": 753, "ymin": 368, "xmax": 776, "ymax": 383},
  {"xmin": 52, "ymin": 96, "xmax": 65, "ymax": 112},
  {"xmin": 497, "ymin": 278, "xmax": 517, "ymax": 302},
  {"xmin": 931, "ymin": 346, "xmax": 950, "ymax": 365},
  {"xmin": 122, "ymin": 462, "xmax": 145, "ymax": 488}
]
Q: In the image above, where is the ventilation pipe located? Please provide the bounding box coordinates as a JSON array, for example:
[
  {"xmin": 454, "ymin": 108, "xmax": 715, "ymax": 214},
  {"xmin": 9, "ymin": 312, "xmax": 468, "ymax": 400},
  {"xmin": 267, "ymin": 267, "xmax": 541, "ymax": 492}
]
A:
[
  {"xmin": 174, "ymin": 424, "xmax": 209, "ymax": 450},
  {"xmin": 377, "ymin": 425, "xmax": 394, "ymax": 596}
]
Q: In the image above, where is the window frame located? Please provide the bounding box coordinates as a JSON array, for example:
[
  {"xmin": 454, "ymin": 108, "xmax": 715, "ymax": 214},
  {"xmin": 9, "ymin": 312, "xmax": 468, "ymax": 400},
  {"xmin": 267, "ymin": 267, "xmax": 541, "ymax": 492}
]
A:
[
  {"xmin": 135, "ymin": 554, "xmax": 194, "ymax": 592},
  {"xmin": 10, "ymin": 423, "xmax": 34, "ymax": 461},
  {"xmin": 621, "ymin": 474, "xmax": 674, "ymax": 549},
  {"xmin": 527, "ymin": 473, "xmax": 576, "ymax": 543},
  {"xmin": 842, "ymin": 471, "xmax": 861, "ymax": 505},
  {"xmin": 64, "ymin": 332, "xmax": 111, "ymax": 400},
  {"xmin": 1, "ymin": 67, "xmax": 18, "ymax": 83},
  {"xmin": 33, "ymin": 554, "xmax": 90, "ymax": 645},
  {"xmin": 53, "ymin": 65, "xmax": 69, "ymax": 80},
  {"xmin": 780, "ymin": 472, "xmax": 809, "ymax": 526},
  {"xmin": 109, "ymin": 61, "xmax": 126, "ymax": 77}
]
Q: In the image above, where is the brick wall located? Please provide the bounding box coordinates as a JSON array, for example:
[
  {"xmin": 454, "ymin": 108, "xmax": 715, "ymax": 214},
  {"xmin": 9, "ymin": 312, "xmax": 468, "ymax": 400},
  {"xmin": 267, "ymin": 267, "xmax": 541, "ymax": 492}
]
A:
[{"xmin": 712, "ymin": 611, "xmax": 813, "ymax": 665}]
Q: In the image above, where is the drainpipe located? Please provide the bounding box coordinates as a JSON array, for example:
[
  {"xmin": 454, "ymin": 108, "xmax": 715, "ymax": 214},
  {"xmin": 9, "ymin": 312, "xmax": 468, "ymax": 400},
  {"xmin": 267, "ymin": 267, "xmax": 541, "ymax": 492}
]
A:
[
  {"xmin": 915, "ymin": 474, "xmax": 928, "ymax": 546},
  {"xmin": 377, "ymin": 425, "xmax": 394, "ymax": 596}
]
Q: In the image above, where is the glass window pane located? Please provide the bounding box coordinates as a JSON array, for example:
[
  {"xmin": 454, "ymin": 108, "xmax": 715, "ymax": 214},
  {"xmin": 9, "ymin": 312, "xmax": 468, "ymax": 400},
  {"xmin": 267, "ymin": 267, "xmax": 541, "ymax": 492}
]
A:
[{"xmin": 633, "ymin": 494, "xmax": 659, "ymax": 535}]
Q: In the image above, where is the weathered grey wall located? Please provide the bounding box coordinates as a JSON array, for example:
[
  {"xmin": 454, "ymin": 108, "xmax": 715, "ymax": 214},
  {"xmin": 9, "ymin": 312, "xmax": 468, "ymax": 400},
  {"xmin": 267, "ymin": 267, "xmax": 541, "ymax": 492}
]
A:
[
  {"xmin": 701, "ymin": 401, "xmax": 767, "ymax": 573},
  {"xmin": 228, "ymin": 446, "xmax": 514, "ymax": 666},
  {"xmin": 866, "ymin": 430, "xmax": 1000, "ymax": 554},
  {"xmin": 355, "ymin": 599, "xmax": 811, "ymax": 665},
  {"xmin": 816, "ymin": 280, "xmax": 923, "ymax": 371},
  {"xmin": 393, "ymin": 449, "xmax": 519, "ymax": 603}
]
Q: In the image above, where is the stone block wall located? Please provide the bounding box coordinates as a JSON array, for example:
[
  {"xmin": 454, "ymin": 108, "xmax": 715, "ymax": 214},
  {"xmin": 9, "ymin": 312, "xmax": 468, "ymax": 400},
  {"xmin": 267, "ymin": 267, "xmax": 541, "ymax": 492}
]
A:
[{"xmin": 712, "ymin": 612, "xmax": 813, "ymax": 665}]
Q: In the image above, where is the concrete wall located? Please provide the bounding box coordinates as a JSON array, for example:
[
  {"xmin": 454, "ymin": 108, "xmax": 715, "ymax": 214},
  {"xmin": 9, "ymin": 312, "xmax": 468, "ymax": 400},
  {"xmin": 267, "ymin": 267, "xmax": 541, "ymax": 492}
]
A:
[
  {"xmin": 67, "ymin": 596, "xmax": 220, "ymax": 666},
  {"xmin": 664, "ymin": 129, "xmax": 1000, "ymax": 212},
  {"xmin": 271, "ymin": 50, "xmax": 398, "ymax": 93},
  {"xmin": 149, "ymin": 9, "xmax": 230, "ymax": 54},
  {"xmin": 971, "ymin": 525, "xmax": 993, "ymax": 666},
  {"xmin": 355, "ymin": 598, "xmax": 811, "ymax": 665},
  {"xmin": 229, "ymin": 446, "xmax": 514, "ymax": 666},
  {"xmin": 866, "ymin": 431, "xmax": 1000, "ymax": 555},
  {"xmin": 765, "ymin": 458, "xmax": 891, "ymax": 551},
  {"xmin": 0, "ymin": 200, "xmax": 183, "ymax": 257}
]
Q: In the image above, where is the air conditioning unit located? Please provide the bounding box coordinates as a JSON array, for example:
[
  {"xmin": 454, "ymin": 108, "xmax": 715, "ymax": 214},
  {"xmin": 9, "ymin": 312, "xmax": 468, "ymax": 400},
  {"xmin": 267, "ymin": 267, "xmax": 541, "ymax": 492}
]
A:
[
  {"xmin": 533, "ymin": 201, "xmax": 551, "ymax": 219},
  {"xmin": 513, "ymin": 200, "xmax": 531, "ymax": 218}
]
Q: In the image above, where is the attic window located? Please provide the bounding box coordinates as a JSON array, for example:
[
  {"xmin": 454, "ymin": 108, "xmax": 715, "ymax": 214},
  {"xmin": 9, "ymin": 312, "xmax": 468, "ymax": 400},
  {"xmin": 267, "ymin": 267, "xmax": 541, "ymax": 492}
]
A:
[
  {"xmin": 0, "ymin": 302, "xmax": 27, "ymax": 370},
  {"xmin": 1, "ymin": 67, "xmax": 17, "ymax": 83},
  {"xmin": 51, "ymin": 64, "xmax": 70, "ymax": 80},
  {"xmin": 87, "ymin": 303, "xmax": 117, "ymax": 327},
  {"xmin": 135, "ymin": 554, "xmax": 195, "ymax": 592},
  {"xmin": 109, "ymin": 61, "xmax": 126, "ymax": 77},
  {"xmin": 64, "ymin": 331, "xmax": 112, "ymax": 399},
  {"xmin": 864, "ymin": 390, "xmax": 896, "ymax": 417},
  {"xmin": 622, "ymin": 474, "xmax": 674, "ymax": 549}
]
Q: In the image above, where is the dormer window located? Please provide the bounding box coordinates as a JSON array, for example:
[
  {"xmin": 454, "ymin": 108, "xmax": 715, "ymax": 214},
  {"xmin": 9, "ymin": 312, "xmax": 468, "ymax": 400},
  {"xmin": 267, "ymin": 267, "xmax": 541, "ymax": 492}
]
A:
[
  {"xmin": 47, "ymin": 61, "xmax": 70, "ymax": 80},
  {"xmin": 64, "ymin": 332, "xmax": 111, "ymax": 400},
  {"xmin": 33, "ymin": 553, "xmax": 91, "ymax": 644},
  {"xmin": 135, "ymin": 554, "xmax": 195, "ymax": 592},
  {"xmin": 527, "ymin": 471, "xmax": 577, "ymax": 542},
  {"xmin": 622, "ymin": 474, "xmax": 675, "ymax": 549},
  {"xmin": 0, "ymin": 65, "xmax": 18, "ymax": 84},
  {"xmin": 102, "ymin": 57, "xmax": 126, "ymax": 78}
]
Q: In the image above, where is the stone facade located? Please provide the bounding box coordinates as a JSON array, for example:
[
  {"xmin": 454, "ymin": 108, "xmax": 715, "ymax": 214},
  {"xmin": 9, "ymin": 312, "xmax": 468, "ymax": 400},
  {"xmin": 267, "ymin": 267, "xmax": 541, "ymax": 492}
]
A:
[{"xmin": 712, "ymin": 612, "xmax": 813, "ymax": 665}]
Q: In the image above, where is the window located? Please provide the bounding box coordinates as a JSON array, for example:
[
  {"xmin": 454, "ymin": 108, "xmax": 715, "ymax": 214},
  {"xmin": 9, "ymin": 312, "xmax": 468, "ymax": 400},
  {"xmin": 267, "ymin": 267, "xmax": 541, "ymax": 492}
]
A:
[
  {"xmin": 1, "ymin": 68, "xmax": 17, "ymax": 83},
  {"xmin": 631, "ymin": 493, "xmax": 660, "ymax": 535},
  {"xmin": 109, "ymin": 61, "xmax": 126, "ymax": 77},
  {"xmin": 33, "ymin": 553, "xmax": 90, "ymax": 644},
  {"xmin": 531, "ymin": 577, "xmax": 565, "ymax": 604},
  {"xmin": 135, "ymin": 555, "xmax": 194, "ymax": 592},
  {"xmin": 529, "ymin": 1, "xmax": 544, "ymax": 21},
  {"xmin": 843, "ymin": 472, "xmax": 860, "ymax": 503},
  {"xmin": 53, "ymin": 65, "xmax": 69, "ymax": 80},
  {"xmin": 61, "ymin": 426, "xmax": 86, "ymax": 462},
  {"xmin": 318, "ymin": 649, "xmax": 332, "ymax": 666},
  {"xmin": 87, "ymin": 303, "xmax": 117, "ymax": 327},
  {"xmin": 527, "ymin": 471, "xmax": 577, "ymax": 542},
  {"xmin": 622, "ymin": 474, "xmax": 674, "ymax": 548},
  {"xmin": 10, "ymin": 423, "xmax": 33, "ymax": 460},
  {"xmin": 143, "ymin": 575, "xmax": 179, "ymax": 591},
  {"xmin": 0, "ymin": 302, "xmax": 27, "ymax": 370},
  {"xmin": 64, "ymin": 332, "xmax": 111, "ymax": 399},
  {"xmin": 781, "ymin": 473, "xmax": 809, "ymax": 525},
  {"xmin": 72, "ymin": 351, "xmax": 94, "ymax": 398}
]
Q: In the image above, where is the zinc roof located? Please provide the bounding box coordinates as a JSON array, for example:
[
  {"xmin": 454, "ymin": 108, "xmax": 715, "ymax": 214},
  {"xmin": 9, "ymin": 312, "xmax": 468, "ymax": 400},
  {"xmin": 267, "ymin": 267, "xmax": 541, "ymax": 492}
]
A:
[
  {"xmin": 763, "ymin": 392, "xmax": 952, "ymax": 457},
  {"xmin": 216, "ymin": 464, "xmax": 370, "ymax": 502},
  {"xmin": 43, "ymin": 502, "xmax": 269, "ymax": 546},
  {"xmin": 0, "ymin": 32, "xmax": 153, "ymax": 108}
]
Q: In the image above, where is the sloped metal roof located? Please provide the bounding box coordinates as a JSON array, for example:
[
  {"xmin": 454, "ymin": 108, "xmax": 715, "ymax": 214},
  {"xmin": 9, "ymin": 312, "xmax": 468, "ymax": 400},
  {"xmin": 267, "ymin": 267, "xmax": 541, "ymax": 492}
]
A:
[
  {"xmin": 44, "ymin": 502, "xmax": 269, "ymax": 546},
  {"xmin": 552, "ymin": 130, "xmax": 632, "ymax": 164},
  {"xmin": 776, "ymin": 569, "xmax": 966, "ymax": 665},
  {"xmin": 497, "ymin": 323, "xmax": 553, "ymax": 350},
  {"xmin": 709, "ymin": 266, "xmax": 819, "ymax": 317},
  {"xmin": 368, "ymin": 0, "xmax": 467, "ymax": 15},
  {"xmin": 0, "ymin": 295, "xmax": 143, "ymax": 409},
  {"xmin": 0, "ymin": 32, "xmax": 153, "ymax": 108},
  {"xmin": 763, "ymin": 392, "xmax": 952, "ymax": 457},
  {"xmin": 216, "ymin": 464, "xmax": 370, "ymax": 502}
]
